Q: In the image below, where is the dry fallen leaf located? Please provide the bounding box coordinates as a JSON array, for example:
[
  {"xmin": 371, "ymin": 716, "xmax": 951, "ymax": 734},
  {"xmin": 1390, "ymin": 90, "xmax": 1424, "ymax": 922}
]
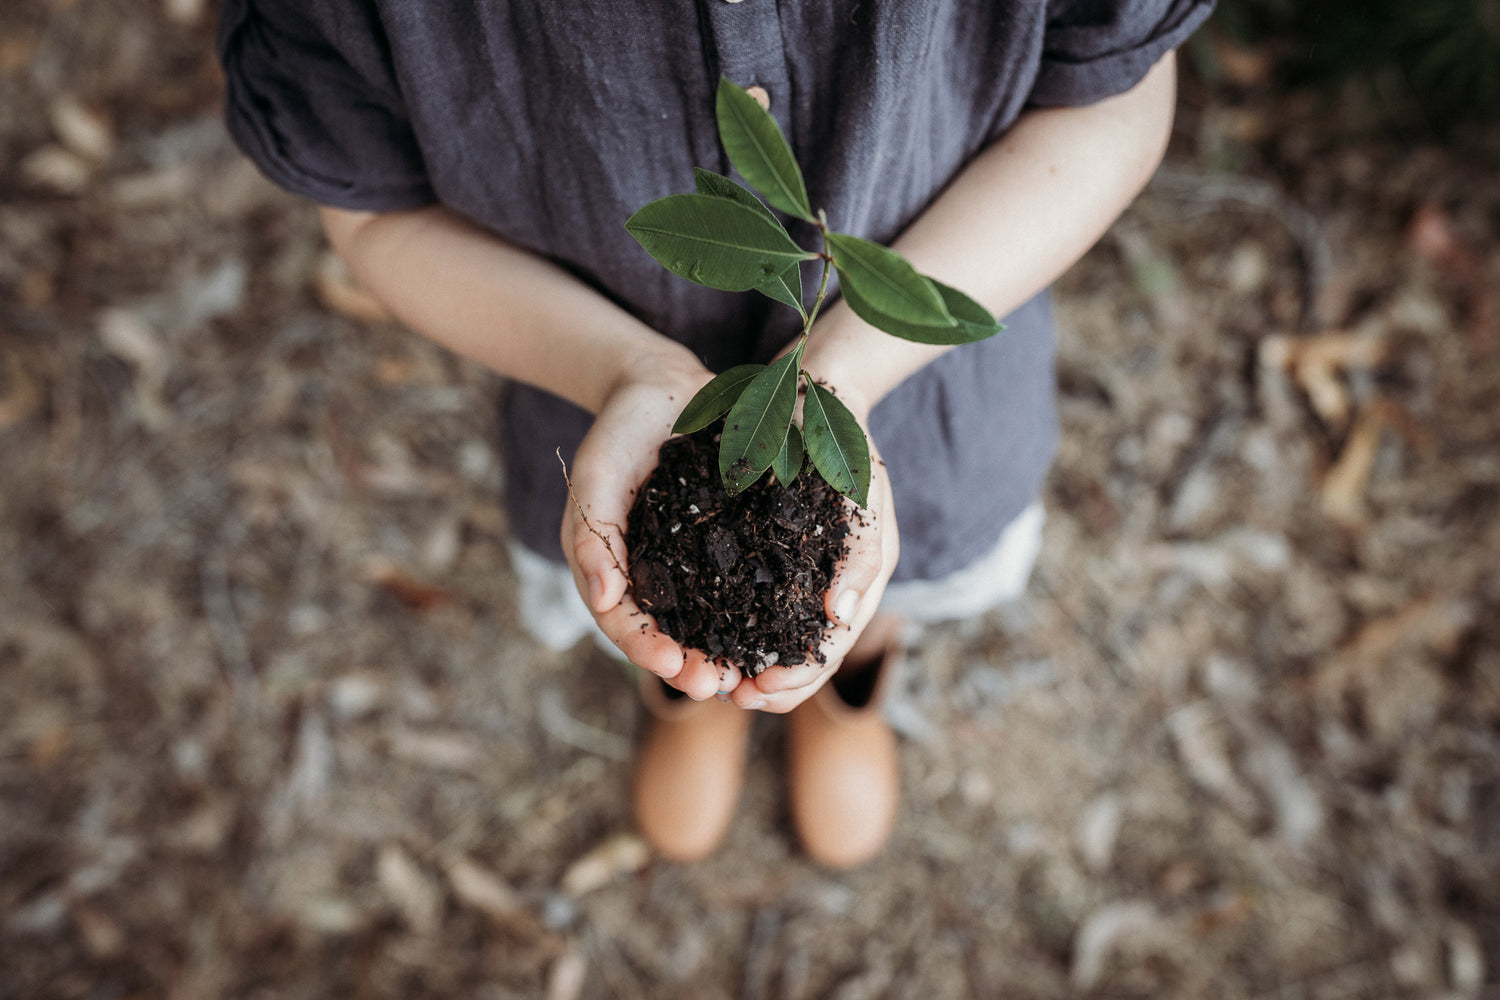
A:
[
  {"xmin": 386, "ymin": 728, "xmax": 485, "ymax": 774},
  {"xmin": 377, "ymin": 843, "xmax": 443, "ymax": 936},
  {"xmin": 20, "ymin": 145, "xmax": 91, "ymax": 194},
  {"xmin": 369, "ymin": 566, "xmax": 457, "ymax": 611},
  {"xmin": 49, "ymin": 95, "xmax": 113, "ymax": 162},
  {"xmin": 1167, "ymin": 702, "xmax": 1261, "ymax": 821},
  {"xmin": 1071, "ymin": 900, "xmax": 1171, "ymax": 991},
  {"xmin": 1320, "ymin": 403, "xmax": 1386, "ymax": 524},
  {"xmin": 545, "ymin": 945, "xmax": 588, "ymax": 1000},
  {"xmin": 1074, "ymin": 794, "xmax": 1123, "ymax": 874},
  {"xmin": 444, "ymin": 854, "xmax": 543, "ymax": 937},
  {"xmin": 559, "ymin": 833, "xmax": 650, "ymax": 897},
  {"xmin": 1259, "ymin": 330, "xmax": 1386, "ymax": 430}
]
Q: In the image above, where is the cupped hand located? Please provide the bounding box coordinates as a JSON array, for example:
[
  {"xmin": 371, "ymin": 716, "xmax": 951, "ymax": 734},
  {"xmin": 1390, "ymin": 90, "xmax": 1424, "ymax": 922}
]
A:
[
  {"xmin": 561, "ymin": 352, "xmax": 744, "ymax": 701},
  {"xmin": 729, "ymin": 391, "xmax": 899, "ymax": 714}
]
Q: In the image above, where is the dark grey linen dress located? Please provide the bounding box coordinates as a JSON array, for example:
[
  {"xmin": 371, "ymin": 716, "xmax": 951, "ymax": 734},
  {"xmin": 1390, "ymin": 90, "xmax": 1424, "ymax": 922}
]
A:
[{"xmin": 219, "ymin": 0, "xmax": 1212, "ymax": 584}]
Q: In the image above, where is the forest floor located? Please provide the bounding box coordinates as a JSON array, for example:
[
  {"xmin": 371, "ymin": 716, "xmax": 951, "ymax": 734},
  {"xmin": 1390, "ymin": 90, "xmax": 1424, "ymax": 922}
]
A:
[{"xmin": 2, "ymin": 3, "xmax": 1498, "ymax": 998}]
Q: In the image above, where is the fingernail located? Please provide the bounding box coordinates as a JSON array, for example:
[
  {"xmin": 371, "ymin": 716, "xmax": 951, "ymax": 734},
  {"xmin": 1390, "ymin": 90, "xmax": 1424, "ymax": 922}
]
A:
[
  {"xmin": 745, "ymin": 698, "xmax": 767, "ymax": 711},
  {"xmin": 834, "ymin": 588, "xmax": 860, "ymax": 624}
]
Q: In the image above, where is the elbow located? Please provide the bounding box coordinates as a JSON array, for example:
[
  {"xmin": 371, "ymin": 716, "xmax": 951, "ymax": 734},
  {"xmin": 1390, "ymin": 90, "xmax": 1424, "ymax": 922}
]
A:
[
  {"xmin": 318, "ymin": 205, "xmax": 380, "ymax": 264},
  {"xmin": 1135, "ymin": 49, "xmax": 1179, "ymax": 189}
]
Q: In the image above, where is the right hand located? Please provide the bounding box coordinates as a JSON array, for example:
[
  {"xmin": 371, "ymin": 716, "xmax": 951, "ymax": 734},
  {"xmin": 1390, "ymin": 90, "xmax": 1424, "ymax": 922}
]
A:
[{"xmin": 560, "ymin": 351, "xmax": 743, "ymax": 701}]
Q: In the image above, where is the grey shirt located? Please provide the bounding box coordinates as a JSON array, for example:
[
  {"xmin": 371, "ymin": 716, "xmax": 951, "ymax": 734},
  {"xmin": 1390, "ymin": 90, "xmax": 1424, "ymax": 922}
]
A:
[{"xmin": 220, "ymin": 0, "xmax": 1212, "ymax": 583}]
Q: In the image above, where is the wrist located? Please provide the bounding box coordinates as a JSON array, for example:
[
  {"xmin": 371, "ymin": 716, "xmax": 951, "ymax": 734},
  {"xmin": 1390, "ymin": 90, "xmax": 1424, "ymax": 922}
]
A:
[
  {"xmin": 801, "ymin": 302, "xmax": 946, "ymax": 416},
  {"xmin": 595, "ymin": 339, "xmax": 710, "ymax": 415}
]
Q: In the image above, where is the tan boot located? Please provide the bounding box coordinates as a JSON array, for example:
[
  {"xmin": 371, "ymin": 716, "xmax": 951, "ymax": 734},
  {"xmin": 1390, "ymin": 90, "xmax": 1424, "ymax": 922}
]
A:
[
  {"xmin": 633, "ymin": 677, "xmax": 752, "ymax": 862},
  {"xmin": 786, "ymin": 650, "xmax": 899, "ymax": 869}
]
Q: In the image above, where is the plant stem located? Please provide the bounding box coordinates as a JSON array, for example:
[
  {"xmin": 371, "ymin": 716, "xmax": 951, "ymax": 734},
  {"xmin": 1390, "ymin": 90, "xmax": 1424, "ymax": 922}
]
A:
[{"xmin": 801, "ymin": 213, "xmax": 834, "ymax": 339}]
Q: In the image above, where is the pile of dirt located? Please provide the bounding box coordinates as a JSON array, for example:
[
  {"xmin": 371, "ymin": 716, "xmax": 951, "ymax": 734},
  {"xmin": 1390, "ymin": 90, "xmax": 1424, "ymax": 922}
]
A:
[{"xmin": 625, "ymin": 427, "xmax": 850, "ymax": 674}]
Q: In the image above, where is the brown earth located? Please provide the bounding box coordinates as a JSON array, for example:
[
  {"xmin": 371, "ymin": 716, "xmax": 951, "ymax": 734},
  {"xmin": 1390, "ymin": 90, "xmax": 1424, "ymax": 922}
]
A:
[
  {"xmin": 1, "ymin": 2, "xmax": 1498, "ymax": 998},
  {"xmin": 626, "ymin": 426, "xmax": 851, "ymax": 675}
]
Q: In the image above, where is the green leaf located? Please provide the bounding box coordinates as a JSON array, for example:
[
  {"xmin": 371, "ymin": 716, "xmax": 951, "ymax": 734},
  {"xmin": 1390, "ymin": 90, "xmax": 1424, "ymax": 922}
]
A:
[
  {"xmin": 673, "ymin": 364, "xmax": 766, "ymax": 435},
  {"xmin": 826, "ymin": 231, "xmax": 955, "ymax": 328},
  {"xmin": 755, "ymin": 261, "xmax": 805, "ymax": 314},
  {"xmin": 716, "ymin": 77, "xmax": 814, "ymax": 222},
  {"xmin": 693, "ymin": 167, "xmax": 779, "ymax": 225},
  {"xmin": 626, "ymin": 194, "xmax": 815, "ymax": 292},
  {"xmin": 693, "ymin": 168, "xmax": 805, "ymax": 314},
  {"xmin": 839, "ymin": 276, "xmax": 1005, "ymax": 345},
  {"xmin": 720, "ymin": 341, "xmax": 804, "ymax": 494},
  {"xmin": 802, "ymin": 381, "xmax": 871, "ymax": 509},
  {"xmin": 771, "ymin": 422, "xmax": 804, "ymax": 487}
]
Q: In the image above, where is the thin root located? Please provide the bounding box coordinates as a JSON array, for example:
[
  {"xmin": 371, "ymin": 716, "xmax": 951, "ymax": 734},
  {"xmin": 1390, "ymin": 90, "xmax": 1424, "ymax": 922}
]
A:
[{"xmin": 557, "ymin": 449, "xmax": 628, "ymax": 582}]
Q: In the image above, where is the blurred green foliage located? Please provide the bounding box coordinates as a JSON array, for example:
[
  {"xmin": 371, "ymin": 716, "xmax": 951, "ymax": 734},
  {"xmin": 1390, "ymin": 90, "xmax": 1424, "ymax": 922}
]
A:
[{"xmin": 1206, "ymin": 0, "xmax": 1500, "ymax": 130}]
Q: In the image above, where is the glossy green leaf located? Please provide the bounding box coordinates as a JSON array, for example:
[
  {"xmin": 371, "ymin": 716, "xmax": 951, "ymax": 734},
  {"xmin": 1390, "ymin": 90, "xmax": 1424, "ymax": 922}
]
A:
[
  {"xmin": 672, "ymin": 364, "xmax": 766, "ymax": 435},
  {"xmin": 720, "ymin": 341, "xmax": 804, "ymax": 494},
  {"xmin": 826, "ymin": 231, "xmax": 955, "ymax": 328},
  {"xmin": 771, "ymin": 422, "xmax": 804, "ymax": 487},
  {"xmin": 802, "ymin": 381, "xmax": 870, "ymax": 509},
  {"xmin": 716, "ymin": 78, "xmax": 814, "ymax": 222},
  {"xmin": 693, "ymin": 169, "xmax": 805, "ymax": 314},
  {"xmin": 839, "ymin": 276, "xmax": 1004, "ymax": 345},
  {"xmin": 756, "ymin": 261, "xmax": 805, "ymax": 314},
  {"xmin": 694, "ymin": 168, "xmax": 779, "ymax": 225},
  {"xmin": 626, "ymin": 194, "xmax": 815, "ymax": 292}
]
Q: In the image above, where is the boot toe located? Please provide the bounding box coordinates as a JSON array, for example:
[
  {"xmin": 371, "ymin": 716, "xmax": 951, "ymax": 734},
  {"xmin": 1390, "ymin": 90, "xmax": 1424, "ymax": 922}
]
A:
[
  {"xmin": 633, "ymin": 681, "xmax": 752, "ymax": 861},
  {"xmin": 789, "ymin": 736, "xmax": 898, "ymax": 869},
  {"xmin": 787, "ymin": 667, "xmax": 900, "ymax": 869}
]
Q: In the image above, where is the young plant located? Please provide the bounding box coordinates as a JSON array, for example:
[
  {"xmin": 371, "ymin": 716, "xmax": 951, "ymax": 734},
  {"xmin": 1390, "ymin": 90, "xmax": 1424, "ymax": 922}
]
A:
[{"xmin": 626, "ymin": 78, "xmax": 1004, "ymax": 509}]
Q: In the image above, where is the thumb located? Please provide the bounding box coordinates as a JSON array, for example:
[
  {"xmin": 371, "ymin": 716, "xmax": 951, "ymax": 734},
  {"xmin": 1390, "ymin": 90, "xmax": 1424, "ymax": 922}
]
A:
[
  {"xmin": 561, "ymin": 458, "xmax": 631, "ymax": 613},
  {"xmin": 567, "ymin": 511, "xmax": 629, "ymax": 613},
  {"xmin": 826, "ymin": 514, "xmax": 883, "ymax": 627}
]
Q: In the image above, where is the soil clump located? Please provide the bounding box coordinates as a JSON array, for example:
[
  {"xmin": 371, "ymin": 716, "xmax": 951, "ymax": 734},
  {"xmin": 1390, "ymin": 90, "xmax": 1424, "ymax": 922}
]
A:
[{"xmin": 625, "ymin": 427, "xmax": 851, "ymax": 676}]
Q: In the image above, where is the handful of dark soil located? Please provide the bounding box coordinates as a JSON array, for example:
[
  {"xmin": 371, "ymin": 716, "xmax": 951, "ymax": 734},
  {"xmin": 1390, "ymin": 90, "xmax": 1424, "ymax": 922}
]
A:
[{"xmin": 625, "ymin": 427, "xmax": 852, "ymax": 677}]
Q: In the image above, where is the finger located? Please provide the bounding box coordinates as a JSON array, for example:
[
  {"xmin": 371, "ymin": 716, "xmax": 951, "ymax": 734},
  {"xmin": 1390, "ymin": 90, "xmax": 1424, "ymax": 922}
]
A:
[
  {"xmin": 737, "ymin": 668, "xmax": 837, "ymax": 714},
  {"xmin": 593, "ymin": 597, "xmax": 685, "ymax": 680},
  {"xmin": 714, "ymin": 662, "xmax": 742, "ymax": 697},
  {"xmin": 750, "ymin": 659, "xmax": 831, "ymax": 695},
  {"xmin": 567, "ymin": 512, "xmax": 630, "ymax": 613},
  {"xmin": 673, "ymin": 648, "xmax": 726, "ymax": 701},
  {"xmin": 825, "ymin": 503, "xmax": 886, "ymax": 628}
]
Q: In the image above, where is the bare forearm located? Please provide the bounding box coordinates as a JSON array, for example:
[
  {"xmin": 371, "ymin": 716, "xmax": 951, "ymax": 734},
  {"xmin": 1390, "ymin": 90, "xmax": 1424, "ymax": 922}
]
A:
[
  {"xmin": 319, "ymin": 205, "xmax": 703, "ymax": 415},
  {"xmin": 804, "ymin": 51, "xmax": 1180, "ymax": 407}
]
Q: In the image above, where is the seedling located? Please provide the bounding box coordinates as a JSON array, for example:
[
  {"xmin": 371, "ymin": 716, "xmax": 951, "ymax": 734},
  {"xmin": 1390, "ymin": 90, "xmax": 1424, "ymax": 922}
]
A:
[{"xmin": 626, "ymin": 78, "xmax": 1005, "ymax": 510}]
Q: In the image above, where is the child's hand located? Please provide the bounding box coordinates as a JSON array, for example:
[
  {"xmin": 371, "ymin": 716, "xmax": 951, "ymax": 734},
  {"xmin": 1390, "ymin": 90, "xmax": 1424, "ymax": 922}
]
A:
[
  {"xmin": 729, "ymin": 392, "xmax": 900, "ymax": 714},
  {"xmin": 561, "ymin": 355, "xmax": 744, "ymax": 701}
]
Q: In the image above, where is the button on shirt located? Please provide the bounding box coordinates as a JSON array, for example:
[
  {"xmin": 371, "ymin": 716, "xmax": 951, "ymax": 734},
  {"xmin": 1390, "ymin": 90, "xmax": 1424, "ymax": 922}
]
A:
[{"xmin": 219, "ymin": 0, "xmax": 1213, "ymax": 582}]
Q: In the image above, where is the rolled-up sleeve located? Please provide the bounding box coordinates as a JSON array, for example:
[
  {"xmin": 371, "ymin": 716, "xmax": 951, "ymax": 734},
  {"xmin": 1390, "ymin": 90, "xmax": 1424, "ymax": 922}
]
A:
[
  {"xmin": 218, "ymin": 0, "xmax": 435, "ymax": 210},
  {"xmin": 1028, "ymin": 0, "xmax": 1215, "ymax": 108}
]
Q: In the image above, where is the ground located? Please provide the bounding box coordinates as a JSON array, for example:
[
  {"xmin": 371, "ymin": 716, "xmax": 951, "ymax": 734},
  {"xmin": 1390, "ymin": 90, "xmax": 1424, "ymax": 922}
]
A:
[{"xmin": 1, "ymin": 3, "xmax": 1498, "ymax": 998}]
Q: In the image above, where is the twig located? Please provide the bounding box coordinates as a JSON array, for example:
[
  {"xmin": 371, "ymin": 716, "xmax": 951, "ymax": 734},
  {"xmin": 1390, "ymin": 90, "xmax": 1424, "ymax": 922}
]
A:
[{"xmin": 556, "ymin": 449, "xmax": 627, "ymax": 582}]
